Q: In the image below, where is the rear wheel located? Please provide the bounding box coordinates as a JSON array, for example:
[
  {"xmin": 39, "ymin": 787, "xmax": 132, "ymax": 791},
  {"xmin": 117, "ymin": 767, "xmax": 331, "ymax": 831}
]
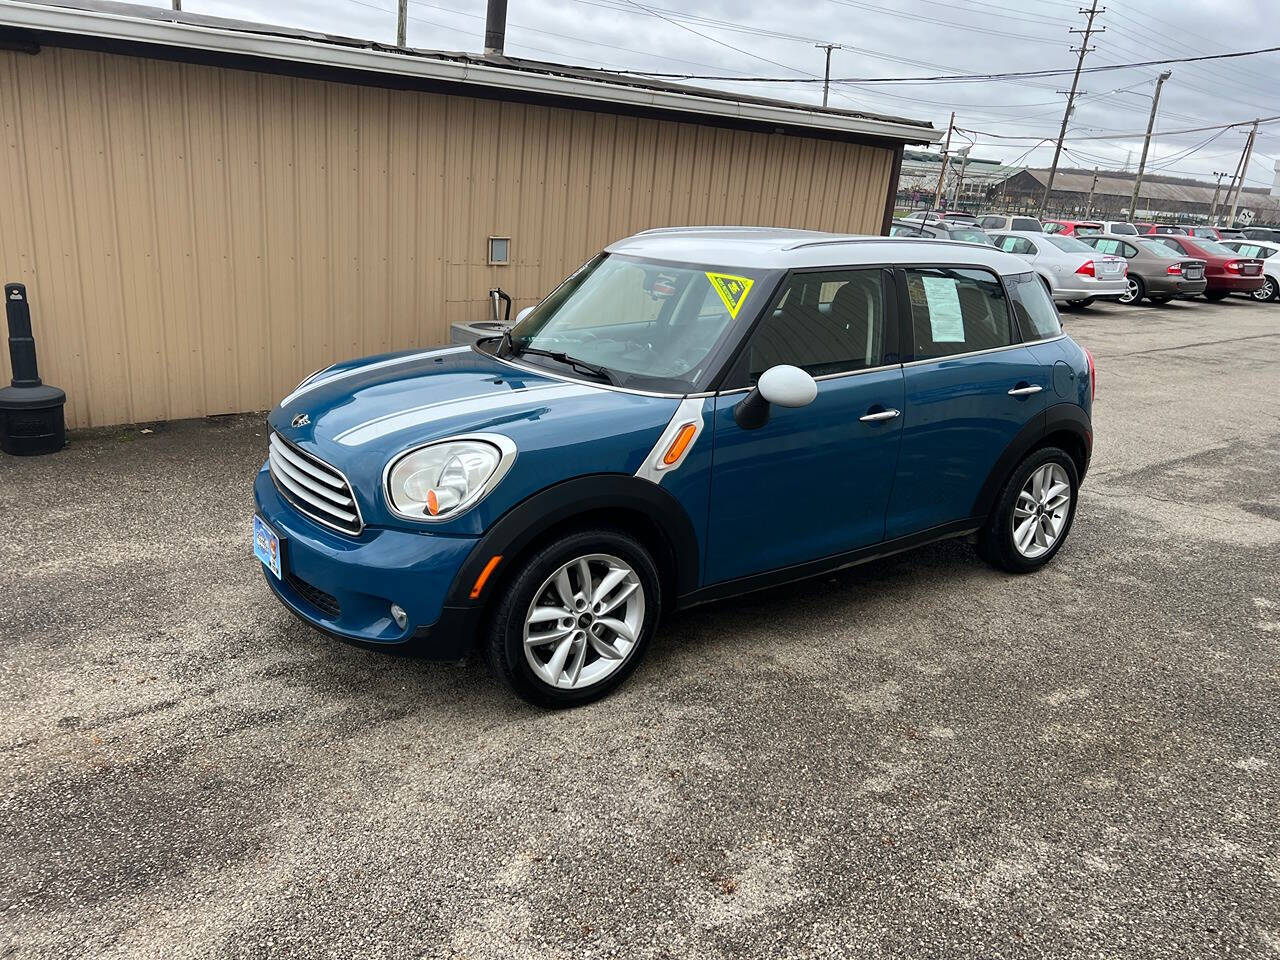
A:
[
  {"xmin": 1118, "ymin": 276, "xmax": 1145, "ymax": 304},
  {"xmin": 485, "ymin": 528, "xmax": 660, "ymax": 708},
  {"xmin": 1204, "ymin": 290, "xmax": 1229, "ymax": 301},
  {"xmin": 978, "ymin": 446, "xmax": 1079, "ymax": 574},
  {"xmin": 1250, "ymin": 276, "xmax": 1277, "ymax": 302}
]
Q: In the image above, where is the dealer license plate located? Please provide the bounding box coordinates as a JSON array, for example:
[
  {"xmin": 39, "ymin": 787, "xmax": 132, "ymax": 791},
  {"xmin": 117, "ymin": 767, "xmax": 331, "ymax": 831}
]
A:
[
  {"xmin": 1098, "ymin": 260, "xmax": 1123, "ymax": 276},
  {"xmin": 254, "ymin": 515, "xmax": 282, "ymax": 579}
]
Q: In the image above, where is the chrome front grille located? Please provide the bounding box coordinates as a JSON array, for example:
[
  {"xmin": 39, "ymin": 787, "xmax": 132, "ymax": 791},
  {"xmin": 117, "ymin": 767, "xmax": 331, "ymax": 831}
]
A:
[{"xmin": 268, "ymin": 433, "xmax": 363, "ymax": 535}]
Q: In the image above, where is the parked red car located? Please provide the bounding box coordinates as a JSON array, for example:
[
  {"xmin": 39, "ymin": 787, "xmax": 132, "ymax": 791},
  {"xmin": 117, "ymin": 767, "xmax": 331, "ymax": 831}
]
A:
[
  {"xmin": 1135, "ymin": 223, "xmax": 1187, "ymax": 236},
  {"xmin": 1180, "ymin": 225, "xmax": 1244, "ymax": 241},
  {"xmin": 1044, "ymin": 219, "xmax": 1103, "ymax": 237},
  {"xmin": 1145, "ymin": 234, "xmax": 1266, "ymax": 299}
]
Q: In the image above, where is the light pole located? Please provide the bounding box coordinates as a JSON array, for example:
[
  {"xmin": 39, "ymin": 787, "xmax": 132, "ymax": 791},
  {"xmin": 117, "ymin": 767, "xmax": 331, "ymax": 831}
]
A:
[{"xmin": 814, "ymin": 43, "xmax": 842, "ymax": 108}]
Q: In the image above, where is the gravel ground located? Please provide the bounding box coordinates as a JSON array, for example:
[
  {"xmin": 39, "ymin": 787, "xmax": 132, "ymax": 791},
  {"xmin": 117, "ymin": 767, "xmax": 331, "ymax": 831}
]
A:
[{"xmin": 2, "ymin": 296, "xmax": 1278, "ymax": 959}]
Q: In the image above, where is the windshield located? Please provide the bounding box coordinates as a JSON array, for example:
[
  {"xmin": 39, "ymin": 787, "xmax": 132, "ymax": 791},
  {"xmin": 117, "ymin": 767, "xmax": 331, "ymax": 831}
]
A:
[
  {"xmin": 948, "ymin": 228, "xmax": 992, "ymax": 244},
  {"xmin": 503, "ymin": 253, "xmax": 767, "ymax": 391},
  {"xmin": 1109, "ymin": 223, "xmax": 1138, "ymax": 235},
  {"xmin": 1192, "ymin": 238, "xmax": 1242, "ymax": 257},
  {"xmin": 1043, "ymin": 234, "xmax": 1096, "ymax": 253}
]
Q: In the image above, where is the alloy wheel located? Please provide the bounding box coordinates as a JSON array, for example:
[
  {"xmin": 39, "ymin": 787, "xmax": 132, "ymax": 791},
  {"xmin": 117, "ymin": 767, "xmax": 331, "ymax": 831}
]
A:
[
  {"xmin": 1011, "ymin": 463, "xmax": 1072, "ymax": 559},
  {"xmin": 523, "ymin": 553, "xmax": 645, "ymax": 690},
  {"xmin": 1119, "ymin": 278, "xmax": 1140, "ymax": 304},
  {"xmin": 1253, "ymin": 278, "xmax": 1275, "ymax": 302}
]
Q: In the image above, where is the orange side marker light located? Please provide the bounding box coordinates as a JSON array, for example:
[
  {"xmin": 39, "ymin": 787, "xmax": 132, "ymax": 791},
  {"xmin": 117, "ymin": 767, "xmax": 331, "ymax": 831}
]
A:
[
  {"xmin": 663, "ymin": 423, "xmax": 697, "ymax": 466},
  {"xmin": 469, "ymin": 555, "xmax": 503, "ymax": 599}
]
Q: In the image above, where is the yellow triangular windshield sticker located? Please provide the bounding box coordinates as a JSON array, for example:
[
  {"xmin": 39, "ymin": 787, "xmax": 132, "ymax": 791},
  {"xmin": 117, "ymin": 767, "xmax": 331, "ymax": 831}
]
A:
[{"xmin": 705, "ymin": 272, "xmax": 754, "ymax": 319}]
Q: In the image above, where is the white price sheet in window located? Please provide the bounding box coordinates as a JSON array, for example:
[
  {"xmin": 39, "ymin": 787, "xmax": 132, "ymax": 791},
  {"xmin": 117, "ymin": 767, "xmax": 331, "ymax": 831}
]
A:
[{"xmin": 921, "ymin": 276, "xmax": 965, "ymax": 342}]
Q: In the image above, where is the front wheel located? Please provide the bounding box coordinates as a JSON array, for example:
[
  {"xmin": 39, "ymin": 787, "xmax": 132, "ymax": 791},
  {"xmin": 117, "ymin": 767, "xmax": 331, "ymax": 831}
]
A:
[
  {"xmin": 1118, "ymin": 276, "xmax": 1145, "ymax": 305},
  {"xmin": 1204, "ymin": 290, "xmax": 1229, "ymax": 302},
  {"xmin": 485, "ymin": 529, "xmax": 660, "ymax": 708},
  {"xmin": 978, "ymin": 447, "xmax": 1079, "ymax": 574},
  {"xmin": 1250, "ymin": 277, "xmax": 1277, "ymax": 302}
]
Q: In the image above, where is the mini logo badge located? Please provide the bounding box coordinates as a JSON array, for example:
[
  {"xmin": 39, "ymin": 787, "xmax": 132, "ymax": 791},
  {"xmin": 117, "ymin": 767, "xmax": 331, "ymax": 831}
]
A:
[{"xmin": 291, "ymin": 413, "xmax": 310, "ymax": 428}]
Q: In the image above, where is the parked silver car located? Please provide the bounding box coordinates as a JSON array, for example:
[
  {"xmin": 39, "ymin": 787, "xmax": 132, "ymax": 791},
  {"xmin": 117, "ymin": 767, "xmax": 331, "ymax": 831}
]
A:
[
  {"xmin": 990, "ymin": 231, "xmax": 1127, "ymax": 306},
  {"xmin": 1097, "ymin": 221, "xmax": 1139, "ymax": 236}
]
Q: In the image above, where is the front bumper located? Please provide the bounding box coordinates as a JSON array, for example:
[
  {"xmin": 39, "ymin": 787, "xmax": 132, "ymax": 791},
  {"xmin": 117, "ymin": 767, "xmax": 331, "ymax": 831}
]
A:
[
  {"xmin": 1050, "ymin": 276, "xmax": 1128, "ymax": 300},
  {"xmin": 253, "ymin": 466, "xmax": 480, "ymax": 658}
]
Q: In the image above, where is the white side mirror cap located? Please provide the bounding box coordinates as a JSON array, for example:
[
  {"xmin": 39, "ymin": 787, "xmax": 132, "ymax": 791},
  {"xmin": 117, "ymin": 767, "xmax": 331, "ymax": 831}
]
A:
[
  {"xmin": 515, "ymin": 306, "xmax": 535, "ymax": 324},
  {"xmin": 757, "ymin": 364, "xmax": 817, "ymax": 408}
]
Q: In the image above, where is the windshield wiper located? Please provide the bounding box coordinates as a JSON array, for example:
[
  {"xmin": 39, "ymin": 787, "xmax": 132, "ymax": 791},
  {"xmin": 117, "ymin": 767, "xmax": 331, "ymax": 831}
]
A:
[{"xmin": 514, "ymin": 346, "xmax": 619, "ymax": 386}]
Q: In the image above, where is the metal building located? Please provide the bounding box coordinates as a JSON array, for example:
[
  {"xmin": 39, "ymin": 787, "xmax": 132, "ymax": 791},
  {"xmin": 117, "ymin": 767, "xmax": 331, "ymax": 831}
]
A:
[{"xmin": 0, "ymin": 1, "xmax": 936, "ymax": 428}]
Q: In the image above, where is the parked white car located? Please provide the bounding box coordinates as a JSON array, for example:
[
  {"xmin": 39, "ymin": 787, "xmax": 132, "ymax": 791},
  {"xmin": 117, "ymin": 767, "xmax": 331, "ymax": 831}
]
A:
[
  {"xmin": 1098, "ymin": 221, "xmax": 1139, "ymax": 236},
  {"xmin": 1221, "ymin": 239, "xmax": 1280, "ymax": 302},
  {"xmin": 989, "ymin": 231, "xmax": 1128, "ymax": 306},
  {"xmin": 979, "ymin": 214, "xmax": 1043, "ymax": 232}
]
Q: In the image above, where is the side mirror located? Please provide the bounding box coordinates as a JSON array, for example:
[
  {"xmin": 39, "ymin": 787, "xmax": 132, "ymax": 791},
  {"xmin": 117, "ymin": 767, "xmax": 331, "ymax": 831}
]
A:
[
  {"xmin": 734, "ymin": 364, "xmax": 817, "ymax": 430},
  {"xmin": 515, "ymin": 306, "xmax": 534, "ymax": 324}
]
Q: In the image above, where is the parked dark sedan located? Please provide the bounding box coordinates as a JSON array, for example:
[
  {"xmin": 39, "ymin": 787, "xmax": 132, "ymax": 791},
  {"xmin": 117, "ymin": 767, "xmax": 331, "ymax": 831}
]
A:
[
  {"xmin": 1146, "ymin": 234, "xmax": 1266, "ymax": 300},
  {"xmin": 1079, "ymin": 235, "xmax": 1207, "ymax": 304}
]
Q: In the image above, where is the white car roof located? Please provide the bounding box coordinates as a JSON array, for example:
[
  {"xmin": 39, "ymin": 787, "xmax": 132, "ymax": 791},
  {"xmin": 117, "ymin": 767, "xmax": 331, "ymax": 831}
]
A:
[{"xmin": 606, "ymin": 226, "xmax": 1031, "ymax": 274}]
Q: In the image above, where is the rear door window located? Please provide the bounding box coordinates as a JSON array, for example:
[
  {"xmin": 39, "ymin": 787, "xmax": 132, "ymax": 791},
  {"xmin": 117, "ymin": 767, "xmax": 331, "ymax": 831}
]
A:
[
  {"xmin": 903, "ymin": 267, "xmax": 1016, "ymax": 361},
  {"xmin": 1091, "ymin": 238, "xmax": 1122, "ymax": 255},
  {"xmin": 1006, "ymin": 272, "xmax": 1062, "ymax": 342}
]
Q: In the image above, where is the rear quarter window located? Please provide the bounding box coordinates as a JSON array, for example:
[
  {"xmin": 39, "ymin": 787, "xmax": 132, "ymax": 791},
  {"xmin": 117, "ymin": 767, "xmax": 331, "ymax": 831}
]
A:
[{"xmin": 1006, "ymin": 272, "xmax": 1062, "ymax": 342}]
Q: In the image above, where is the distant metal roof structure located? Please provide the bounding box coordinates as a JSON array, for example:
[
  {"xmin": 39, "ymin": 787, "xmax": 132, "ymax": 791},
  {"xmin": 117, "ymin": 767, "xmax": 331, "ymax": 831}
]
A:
[
  {"xmin": 0, "ymin": 0, "xmax": 940, "ymax": 145},
  {"xmin": 1009, "ymin": 167, "xmax": 1277, "ymax": 207}
]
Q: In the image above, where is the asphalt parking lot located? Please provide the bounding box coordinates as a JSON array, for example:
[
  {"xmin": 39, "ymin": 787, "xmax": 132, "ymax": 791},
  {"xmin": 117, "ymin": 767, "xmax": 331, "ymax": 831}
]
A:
[{"xmin": 2, "ymin": 295, "xmax": 1278, "ymax": 959}]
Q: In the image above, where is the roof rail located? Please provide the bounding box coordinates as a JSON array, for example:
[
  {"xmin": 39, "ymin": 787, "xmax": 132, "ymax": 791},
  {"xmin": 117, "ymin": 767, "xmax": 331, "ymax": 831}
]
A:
[
  {"xmin": 632, "ymin": 225, "xmax": 822, "ymax": 238},
  {"xmin": 782, "ymin": 236, "xmax": 994, "ymax": 253}
]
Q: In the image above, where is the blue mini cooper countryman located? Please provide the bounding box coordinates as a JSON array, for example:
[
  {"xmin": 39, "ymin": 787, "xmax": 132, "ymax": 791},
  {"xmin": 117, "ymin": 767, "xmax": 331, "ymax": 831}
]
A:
[{"xmin": 254, "ymin": 227, "xmax": 1094, "ymax": 707}]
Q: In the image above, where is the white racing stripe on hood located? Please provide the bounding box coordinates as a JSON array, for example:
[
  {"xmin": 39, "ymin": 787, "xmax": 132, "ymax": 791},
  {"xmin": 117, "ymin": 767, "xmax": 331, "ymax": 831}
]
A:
[
  {"xmin": 335, "ymin": 382, "xmax": 601, "ymax": 446},
  {"xmin": 280, "ymin": 346, "xmax": 471, "ymax": 407}
]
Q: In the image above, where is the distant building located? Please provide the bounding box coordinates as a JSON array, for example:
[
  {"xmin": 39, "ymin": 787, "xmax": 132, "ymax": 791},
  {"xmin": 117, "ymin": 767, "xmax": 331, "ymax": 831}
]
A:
[
  {"xmin": 896, "ymin": 150, "xmax": 1023, "ymax": 211},
  {"xmin": 988, "ymin": 167, "xmax": 1280, "ymax": 223}
]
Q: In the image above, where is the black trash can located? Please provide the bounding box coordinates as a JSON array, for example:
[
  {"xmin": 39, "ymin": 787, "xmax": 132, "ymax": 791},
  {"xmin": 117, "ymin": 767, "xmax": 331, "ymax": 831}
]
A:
[{"xmin": 0, "ymin": 283, "xmax": 67, "ymax": 456}]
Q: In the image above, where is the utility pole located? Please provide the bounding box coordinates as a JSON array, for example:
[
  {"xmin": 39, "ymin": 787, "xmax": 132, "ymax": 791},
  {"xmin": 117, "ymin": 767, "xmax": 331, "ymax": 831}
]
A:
[
  {"xmin": 1041, "ymin": 0, "xmax": 1104, "ymax": 213},
  {"xmin": 396, "ymin": 0, "xmax": 407, "ymax": 47},
  {"xmin": 1127, "ymin": 70, "xmax": 1171, "ymax": 221},
  {"xmin": 933, "ymin": 112, "xmax": 955, "ymax": 211},
  {"xmin": 951, "ymin": 146, "xmax": 972, "ymax": 208},
  {"xmin": 171, "ymin": 0, "xmax": 181, "ymax": 9},
  {"xmin": 1208, "ymin": 171, "xmax": 1228, "ymax": 223},
  {"xmin": 1084, "ymin": 167, "xmax": 1100, "ymax": 216},
  {"xmin": 814, "ymin": 43, "xmax": 842, "ymax": 108},
  {"xmin": 1226, "ymin": 120, "xmax": 1259, "ymax": 228}
]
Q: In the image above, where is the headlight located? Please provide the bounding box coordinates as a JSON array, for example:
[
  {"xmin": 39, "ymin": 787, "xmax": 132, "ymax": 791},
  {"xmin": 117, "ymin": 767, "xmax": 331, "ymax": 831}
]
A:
[{"xmin": 385, "ymin": 435, "xmax": 515, "ymax": 521}]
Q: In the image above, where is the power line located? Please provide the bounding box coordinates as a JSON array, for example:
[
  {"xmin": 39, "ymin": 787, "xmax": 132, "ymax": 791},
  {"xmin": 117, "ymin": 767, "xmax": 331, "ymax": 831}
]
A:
[
  {"xmin": 956, "ymin": 115, "xmax": 1280, "ymax": 143},
  {"xmin": 600, "ymin": 43, "xmax": 1280, "ymax": 83}
]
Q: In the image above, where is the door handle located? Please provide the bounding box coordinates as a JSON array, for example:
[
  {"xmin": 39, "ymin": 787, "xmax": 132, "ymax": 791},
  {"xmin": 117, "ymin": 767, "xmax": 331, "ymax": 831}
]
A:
[
  {"xmin": 1007, "ymin": 384, "xmax": 1043, "ymax": 397},
  {"xmin": 859, "ymin": 408, "xmax": 901, "ymax": 422}
]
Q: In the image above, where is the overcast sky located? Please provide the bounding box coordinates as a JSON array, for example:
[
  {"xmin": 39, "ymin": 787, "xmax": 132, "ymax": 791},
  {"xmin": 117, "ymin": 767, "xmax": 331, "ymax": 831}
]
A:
[{"xmin": 128, "ymin": 0, "xmax": 1278, "ymax": 189}]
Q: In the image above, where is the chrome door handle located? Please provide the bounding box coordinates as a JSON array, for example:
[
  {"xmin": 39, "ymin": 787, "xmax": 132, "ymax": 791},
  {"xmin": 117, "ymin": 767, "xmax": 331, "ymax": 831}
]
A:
[
  {"xmin": 859, "ymin": 408, "xmax": 901, "ymax": 422},
  {"xmin": 1007, "ymin": 385, "xmax": 1043, "ymax": 396}
]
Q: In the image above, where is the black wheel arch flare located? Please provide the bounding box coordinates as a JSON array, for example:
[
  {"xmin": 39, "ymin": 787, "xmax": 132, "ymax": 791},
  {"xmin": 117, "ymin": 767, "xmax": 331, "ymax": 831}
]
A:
[
  {"xmin": 971, "ymin": 402, "xmax": 1092, "ymax": 519},
  {"xmin": 444, "ymin": 473, "xmax": 701, "ymax": 610}
]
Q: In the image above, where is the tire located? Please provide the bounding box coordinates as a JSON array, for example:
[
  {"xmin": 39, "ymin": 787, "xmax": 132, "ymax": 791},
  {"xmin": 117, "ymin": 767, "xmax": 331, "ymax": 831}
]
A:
[
  {"xmin": 1065, "ymin": 297, "xmax": 1095, "ymax": 308},
  {"xmin": 1118, "ymin": 275, "xmax": 1145, "ymax": 305},
  {"xmin": 1250, "ymin": 276, "xmax": 1277, "ymax": 302},
  {"xmin": 977, "ymin": 446, "xmax": 1080, "ymax": 575},
  {"xmin": 1204, "ymin": 290, "xmax": 1229, "ymax": 301},
  {"xmin": 484, "ymin": 528, "xmax": 661, "ymax": 708}
]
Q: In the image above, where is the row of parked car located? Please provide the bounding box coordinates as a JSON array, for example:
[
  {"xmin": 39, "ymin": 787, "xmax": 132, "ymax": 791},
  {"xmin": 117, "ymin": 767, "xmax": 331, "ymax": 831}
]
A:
[{"xmin": 890, "ymin": 211, "xmax": 1279, "ymax": 306}]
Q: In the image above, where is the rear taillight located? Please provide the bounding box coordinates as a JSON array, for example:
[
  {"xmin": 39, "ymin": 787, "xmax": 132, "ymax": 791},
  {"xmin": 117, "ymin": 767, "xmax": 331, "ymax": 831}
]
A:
[
  {"xmin": 1076, "ymin": 260, "xmax": 1096, "ymax": 277},
  {"xmin": 1085, "ymin": 347, "xmax": 1096, "ymax": 402},
  {"xmin": 1224, "ymin": 260, "xmax": 1241, "ymax": 273},
  {"xmin": 1167, "ymin": 262, "xmax": 1182, "ymax": 275}
]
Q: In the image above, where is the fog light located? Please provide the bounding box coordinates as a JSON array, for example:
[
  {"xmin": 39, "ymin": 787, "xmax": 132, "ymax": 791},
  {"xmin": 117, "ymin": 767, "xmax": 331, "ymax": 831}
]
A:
[{"xmin": 390, "ymin": 604, "xmax": 408, "ymax": 629}]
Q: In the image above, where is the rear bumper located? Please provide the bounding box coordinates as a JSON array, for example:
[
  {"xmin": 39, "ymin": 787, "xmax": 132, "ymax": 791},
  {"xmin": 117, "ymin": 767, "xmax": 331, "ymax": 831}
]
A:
[
  {"xmin": 253, "ymin": 465, "xmax": 480, "ymax": 659},
  {"xmin": 1206, "ymin": 274, "xmax": 1265, "ymax": 292},
  {"xmin": 1050, "ymin": 276, "xmax": 1128, "ymax": 300},
  {"xmin": 1148, "ymin": 275, "xmax": 1207, "ymax": 296}
]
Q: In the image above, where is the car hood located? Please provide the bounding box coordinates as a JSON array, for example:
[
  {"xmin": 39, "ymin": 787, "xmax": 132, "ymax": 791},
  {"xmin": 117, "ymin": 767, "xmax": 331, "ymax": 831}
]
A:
[{"xmin": 266, "ymin": 345, "xmax": 683, "ymax": 532}]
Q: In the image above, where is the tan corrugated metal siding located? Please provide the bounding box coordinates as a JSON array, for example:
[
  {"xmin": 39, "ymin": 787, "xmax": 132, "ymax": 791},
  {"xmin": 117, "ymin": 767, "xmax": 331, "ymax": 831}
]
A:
[{"xmin": 0, "ymin": 46, "xmax": 895, "ymax": 428}]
